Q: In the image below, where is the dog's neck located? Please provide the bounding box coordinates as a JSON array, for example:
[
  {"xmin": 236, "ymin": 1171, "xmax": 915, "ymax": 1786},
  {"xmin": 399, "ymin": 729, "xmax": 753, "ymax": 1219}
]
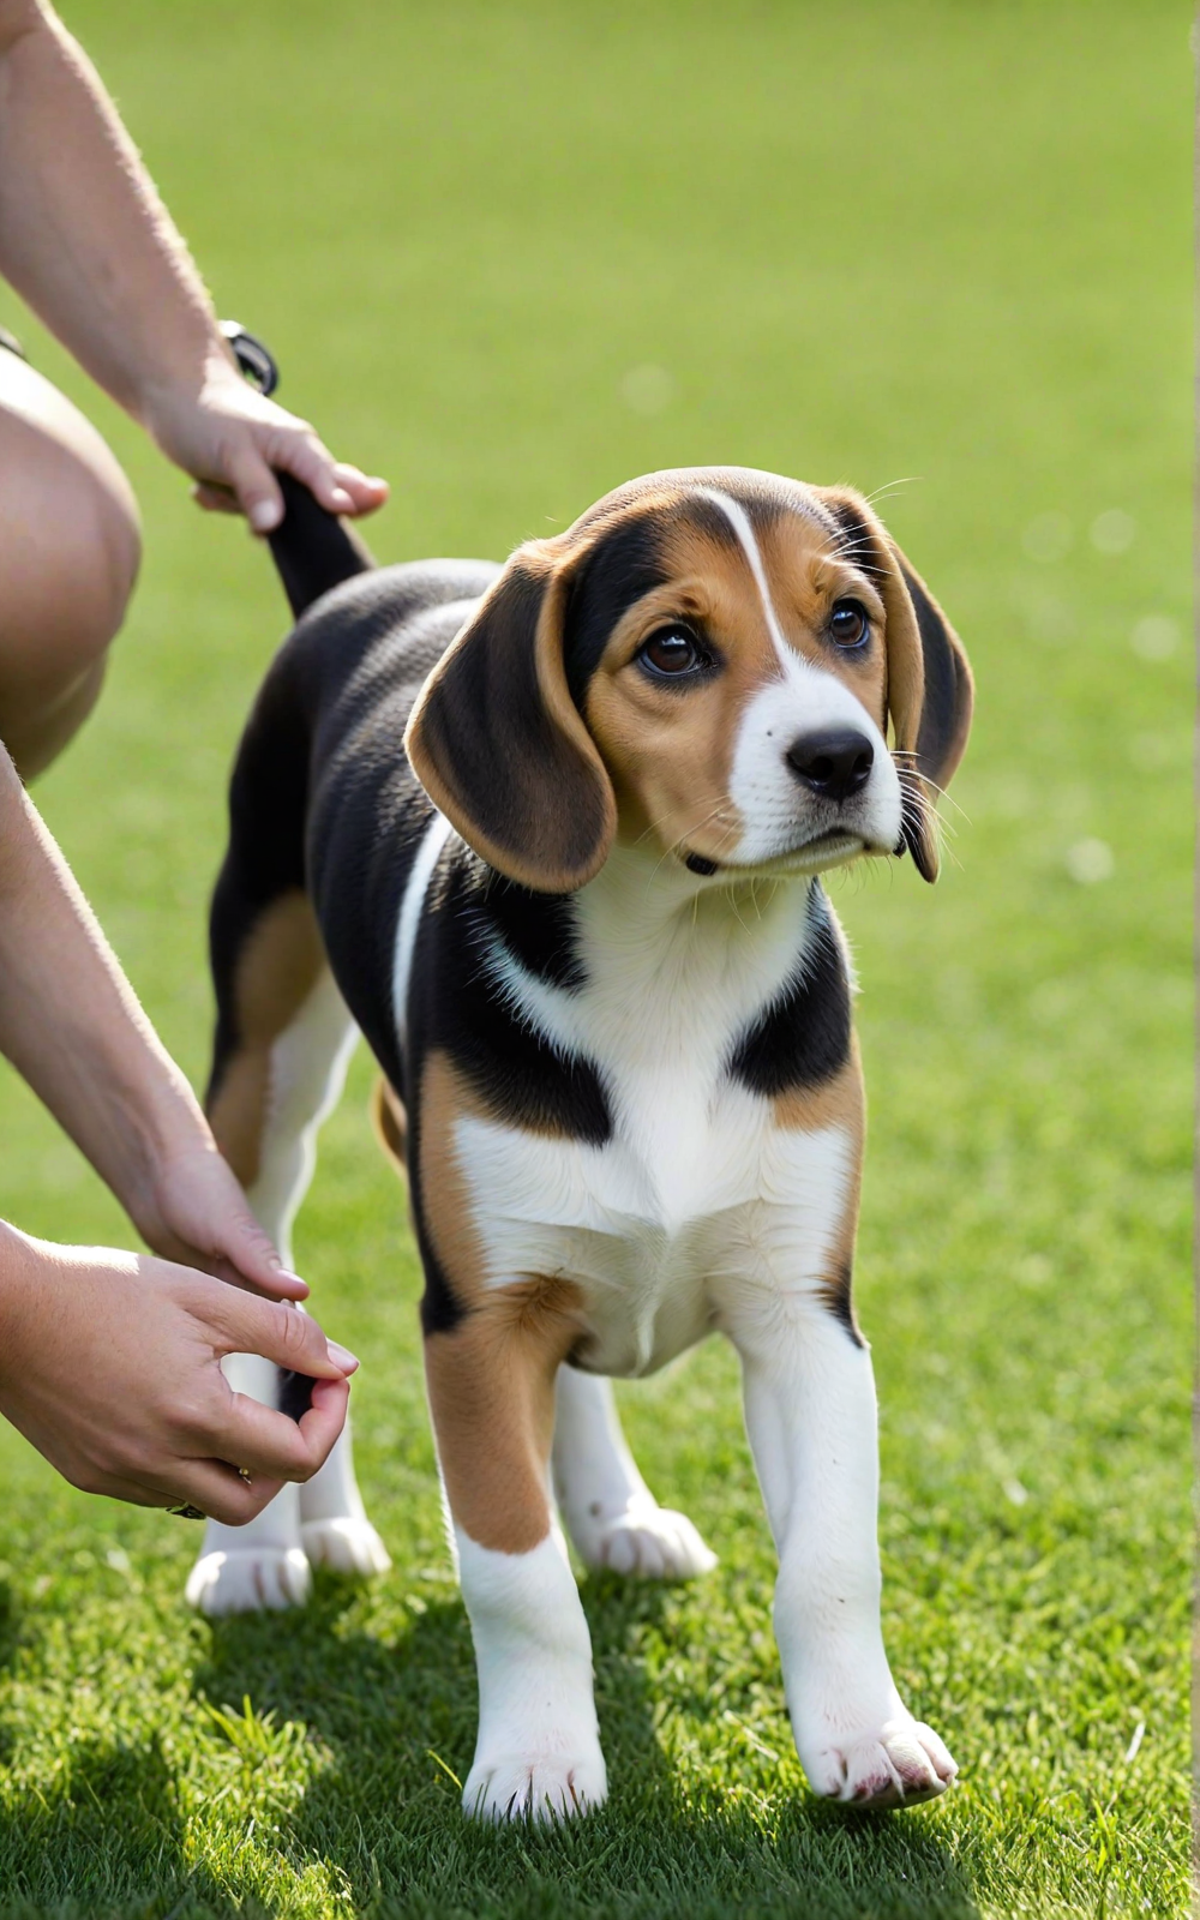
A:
[
  {"xmin": 557, "ymin": 841, "xmax": 825, "ymax": 1070},
  {"xmin": 575, "ymin": 837, "xmax": 817, "ymax": 964},
  {"xmin": 469, "ymin": 836, "xmax": 837, "ymax": 1096}
]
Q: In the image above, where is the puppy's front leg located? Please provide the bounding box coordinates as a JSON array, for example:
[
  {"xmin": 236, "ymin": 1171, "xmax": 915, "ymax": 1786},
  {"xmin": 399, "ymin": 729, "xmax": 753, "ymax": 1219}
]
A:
[
  {"xmin": 424, "ymin": 1282, "xmax": 607, "ymax": 1823},
  {"xmin": 729, "ymin": 1292, "xmax": 956, "ymax": 1808}
]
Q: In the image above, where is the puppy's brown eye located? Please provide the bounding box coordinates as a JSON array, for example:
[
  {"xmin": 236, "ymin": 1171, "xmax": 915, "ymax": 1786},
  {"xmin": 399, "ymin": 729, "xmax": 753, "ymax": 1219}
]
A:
[
  {"xmin": 638, "ymin": 626, "xmax": 707, "ymax": 678},
  {"xmin": 829, "ymin": 600, "xmax": 869, "ymax": 648}
]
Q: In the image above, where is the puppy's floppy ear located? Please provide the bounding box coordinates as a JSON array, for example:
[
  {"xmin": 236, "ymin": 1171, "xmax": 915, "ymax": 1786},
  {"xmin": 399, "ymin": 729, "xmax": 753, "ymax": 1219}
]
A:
[
  {"xmin": 816, "ymin": 489, "xmax": 973, "ymax": 883},
  {"xmin": 404, "ymin": 542, "xmax": 617, "ymax": 893}
]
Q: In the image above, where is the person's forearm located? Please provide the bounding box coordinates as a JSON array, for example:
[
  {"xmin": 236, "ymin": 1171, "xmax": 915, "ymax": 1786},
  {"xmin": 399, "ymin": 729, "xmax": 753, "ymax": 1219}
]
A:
[
  {"xmin": 0, "ymin": 748, "xmax": 208, "ymax": 1220},
  {"xmin": 0, "ymin": 0, "xmax": 225, "ymax": 423},
  {"xmin": 0, "ymin": 0, "xmax": 388, "ymax": 527}
]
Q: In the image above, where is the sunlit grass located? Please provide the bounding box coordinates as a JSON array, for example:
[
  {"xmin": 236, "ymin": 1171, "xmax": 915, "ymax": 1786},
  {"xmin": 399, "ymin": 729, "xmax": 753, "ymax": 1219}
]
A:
[{"xmin": 0, "ymin": 1, "xmax": 1189, "ymax": 1913}]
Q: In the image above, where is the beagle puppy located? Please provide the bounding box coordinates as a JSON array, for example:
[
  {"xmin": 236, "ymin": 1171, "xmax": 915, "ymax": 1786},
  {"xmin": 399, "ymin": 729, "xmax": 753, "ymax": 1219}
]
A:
[{"xmin": 186, "ymin": 465, "xmax": 972, "ymax": 1822}]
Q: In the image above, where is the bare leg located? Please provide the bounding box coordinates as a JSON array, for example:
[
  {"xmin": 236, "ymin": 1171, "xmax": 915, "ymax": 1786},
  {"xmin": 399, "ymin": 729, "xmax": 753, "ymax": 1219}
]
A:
[
  {"xmin": 0, "ymin": 350, "xmax": 140, "ymax": 778},
  {"xmin": 551, "ymin": 1368, "xmax": 715, "ymax": 1579}
]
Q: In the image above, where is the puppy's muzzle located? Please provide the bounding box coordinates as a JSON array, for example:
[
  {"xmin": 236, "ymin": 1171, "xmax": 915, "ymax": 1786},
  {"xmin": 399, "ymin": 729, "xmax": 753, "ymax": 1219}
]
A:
[{"xmin": 786, "ymin": 729, "xmax": 875, "ymax": 805}]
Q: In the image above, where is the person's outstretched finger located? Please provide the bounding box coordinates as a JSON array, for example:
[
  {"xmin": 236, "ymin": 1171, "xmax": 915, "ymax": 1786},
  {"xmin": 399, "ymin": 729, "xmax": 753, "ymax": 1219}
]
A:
[
  {"xmin": 267, "ymin": 429, "xmax": 387, "ymax": 519},
  {"xmin": 328, "ymin": 460, "xmax": 388, "ymax": 516},
  {"xmin": 208, "ymin": 1249, "xmax": 308, "ymax": 1302},
  {"xmin": 139, "ymin": 1171, "xmax": 308, "ymax": 1302},
  {"xmin": 267, "ymin": 428, "xmax": 356, "ymax": 516},
  {"xmin": 194, "ymin": 438, "xmax": 385, "ymax": 523}
]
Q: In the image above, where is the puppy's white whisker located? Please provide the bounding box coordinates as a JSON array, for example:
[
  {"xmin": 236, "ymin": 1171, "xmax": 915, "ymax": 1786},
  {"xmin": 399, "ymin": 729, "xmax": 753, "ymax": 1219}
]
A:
[
  {"xmin": 915, "ymin": 776, "xmax": 971, "ymax": 826},
  {"xmin": 862, "ymin": 476, "xmax": 918, "ymax": 509}
]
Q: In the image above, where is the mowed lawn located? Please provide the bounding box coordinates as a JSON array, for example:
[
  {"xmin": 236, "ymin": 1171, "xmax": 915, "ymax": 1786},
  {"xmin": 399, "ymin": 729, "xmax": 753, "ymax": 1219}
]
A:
[{"xmin": 0, "ymin": 2, "xmax": 1190, "ymax": 1915}]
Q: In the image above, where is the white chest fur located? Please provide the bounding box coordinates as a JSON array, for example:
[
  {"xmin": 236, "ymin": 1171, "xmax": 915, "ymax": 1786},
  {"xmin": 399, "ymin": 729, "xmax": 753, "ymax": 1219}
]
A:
[{"xmin": 452, "ymin": 849, "xmax": 856, "ymax": 1376}]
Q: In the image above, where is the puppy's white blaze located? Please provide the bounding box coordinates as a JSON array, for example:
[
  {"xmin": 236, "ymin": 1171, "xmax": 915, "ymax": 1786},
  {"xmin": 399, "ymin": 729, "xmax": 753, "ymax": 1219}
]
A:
[
  {"xmin": 690, "ymin": 489, "xmax": 901, "ymax": 869},
  {"xmin": 696, "ymin": 485, "xmax": 794, "ymax": 673},
  {"xmin": 392, "ymin": 808, "xmax": 453, "ymax": 1041}
]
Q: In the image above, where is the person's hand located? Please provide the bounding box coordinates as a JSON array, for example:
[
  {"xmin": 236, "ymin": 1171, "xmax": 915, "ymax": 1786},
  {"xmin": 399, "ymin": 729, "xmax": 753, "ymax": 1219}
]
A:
[
  {"xmin": 0, "ymin": 1226, "xmax": 357, "ymax": 1522},
  {"xmin": 125, "ymin": 1125, "xmax": 309, "ymax": 1303},
  {"xmin": 143, "ymin": 350, "xmax": 387, "ymax": 534}
]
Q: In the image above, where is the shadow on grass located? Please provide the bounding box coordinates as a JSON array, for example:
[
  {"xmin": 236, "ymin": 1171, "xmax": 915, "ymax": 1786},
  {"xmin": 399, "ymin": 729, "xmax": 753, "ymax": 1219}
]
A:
[
  {"xmin": 0, "ymin": 1733, "xmax": 234, "ymax": 1920},
  {"xmin": 0, "ymin": 1575, "xmax": 981, "ymax": 1919},
  {"xmin": 185, "ymin": 1575, "xmax": 981, "ymax": 1920}
]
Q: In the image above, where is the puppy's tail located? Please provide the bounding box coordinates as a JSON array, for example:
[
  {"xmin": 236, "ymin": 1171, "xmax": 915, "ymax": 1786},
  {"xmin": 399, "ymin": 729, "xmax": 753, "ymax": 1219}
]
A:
[
  {"xmin": 222, "ymin": 321, "xmax": 376, "ymax": 620},
  {"xmin": 267, "ymin": 471, "xmax": 376, "ymax": 621}
]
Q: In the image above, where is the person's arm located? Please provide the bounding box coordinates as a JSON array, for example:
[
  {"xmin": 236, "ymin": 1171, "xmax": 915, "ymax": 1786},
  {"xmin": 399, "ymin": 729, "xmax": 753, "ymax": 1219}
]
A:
[
  {"xmin": 0, "ymin": 744, "xmax": 359, "ymax": 1517},
  {"xmin": 0, "ymin": 745, "xmax": 288, "ymax": 1286},
  {"xmin": 0, "ymin": 0, "xmax": 387, "ymax": 531}
]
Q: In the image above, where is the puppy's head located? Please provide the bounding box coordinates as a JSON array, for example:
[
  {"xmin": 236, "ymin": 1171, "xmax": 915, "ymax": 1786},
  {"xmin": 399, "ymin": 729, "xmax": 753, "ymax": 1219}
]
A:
[{"xmin": 405, "ymin": 469, "xmax": 972, "ymax": 892}]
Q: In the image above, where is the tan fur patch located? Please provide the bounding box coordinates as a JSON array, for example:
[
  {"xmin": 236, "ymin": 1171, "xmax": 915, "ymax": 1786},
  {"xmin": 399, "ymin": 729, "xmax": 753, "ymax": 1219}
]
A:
[
  {"xmin": 426, "ymin": 1278, "xmax": 587, "ymax": 1555},
  {"xmin": 207, "ymin": 891, "xmax": 325, "ymax": 1186},
  {"xmin": 207, "ymin": 1051, "xmax": 272, "ymax": 1192},
  {"xmin": 413, "ymin": 1047, "xmax": 590, "ymax": 1551},
  {"xmin": 417, "ymin": 1050, "xmax": 491, "ymax": 1308},
  {"xmin": 370, "ymin": 1076, "xmax": 408, "ymax": 1174}
]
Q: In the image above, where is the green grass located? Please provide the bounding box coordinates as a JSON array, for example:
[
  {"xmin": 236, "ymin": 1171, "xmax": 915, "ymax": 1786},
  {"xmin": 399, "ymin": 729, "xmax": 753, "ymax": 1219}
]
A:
[{"xmin": 0, "ymin": 1, "xmax": 1190, "ymax": 1913}]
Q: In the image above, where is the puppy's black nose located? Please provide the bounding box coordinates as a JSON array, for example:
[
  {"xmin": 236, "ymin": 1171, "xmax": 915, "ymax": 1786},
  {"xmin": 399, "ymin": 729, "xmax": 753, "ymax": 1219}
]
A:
[{"xmin": 786, "ymin": 729, "xmax": 874, "ymax": 802}]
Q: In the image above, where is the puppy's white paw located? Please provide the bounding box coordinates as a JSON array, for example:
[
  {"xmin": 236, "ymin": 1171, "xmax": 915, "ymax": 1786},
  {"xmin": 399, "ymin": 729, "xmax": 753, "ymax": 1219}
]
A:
[
  {"xmin": 463, "ymin": 1745, "xmax": 608, "ymax": 1823},
  {"xmin": 573, "ymin": 1499, "xmax": 717, "ymax": 1581},
  {"xmin": 184, "ymin": 1547, "xmax": 312, "ymax": 1617},
  {"xmin": 802, "ymin": 1711, "xmax": 957, "ymax": 1809},
  {"xmin": 300, "ymin": 1516, "xmax": 392, "ymax": 1578}
]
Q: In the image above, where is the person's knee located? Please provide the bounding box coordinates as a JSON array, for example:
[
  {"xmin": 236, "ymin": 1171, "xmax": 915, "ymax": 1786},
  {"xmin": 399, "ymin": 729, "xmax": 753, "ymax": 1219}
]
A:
[
  {"xmin": 0, "ymin": 355, "xmax": 141, "ymax": 690},
  {"xmin": 49, "ymin": 447, "xmax": 142, "ymax": 661}
]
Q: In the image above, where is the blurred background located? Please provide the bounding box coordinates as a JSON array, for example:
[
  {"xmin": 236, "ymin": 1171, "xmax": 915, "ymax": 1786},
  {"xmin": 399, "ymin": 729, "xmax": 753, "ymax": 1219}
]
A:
[{"xmin": 0, "ymin": 3, "xmax": 1190, "ymax": 1914}]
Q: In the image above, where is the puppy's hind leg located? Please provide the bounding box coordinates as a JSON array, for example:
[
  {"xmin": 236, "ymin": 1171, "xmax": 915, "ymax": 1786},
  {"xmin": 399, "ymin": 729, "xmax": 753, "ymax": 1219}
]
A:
[
  {"xmin": 551, "ymin": 1369, "xmax": 716, "ymax": 1581},
  {"xmin": 186, "ymin": 886, "xmax": 384, "ymax": 1614},
  {"xmin": 284, "ymin": 1078, "xmax": 411, "ymax": 1577},
  {"xmin": 260, "ymin": 977, "xmax": 389, "ymax": 1581}
]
